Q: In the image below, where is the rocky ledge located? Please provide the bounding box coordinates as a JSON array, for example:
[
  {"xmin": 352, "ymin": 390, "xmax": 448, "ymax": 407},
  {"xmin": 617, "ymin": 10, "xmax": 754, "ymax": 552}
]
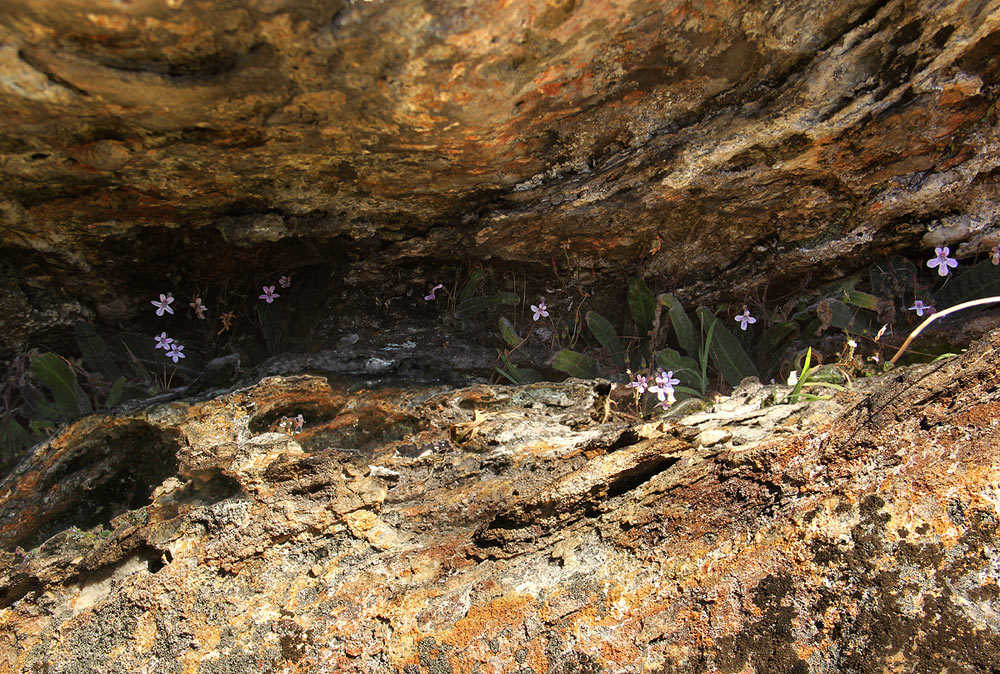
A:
[{"xmin": 1, "ymin": 329, "xmax": 998, "ymax": 673}]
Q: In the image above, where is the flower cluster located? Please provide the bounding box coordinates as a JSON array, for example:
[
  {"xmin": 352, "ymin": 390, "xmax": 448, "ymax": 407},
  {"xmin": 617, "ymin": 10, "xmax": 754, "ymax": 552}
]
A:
[
  {"xmin": 630, "ymin": 368, "xmax": 679, "ymax": 410},
  {"xmin": 153, "ymin": 331, "xmax": 185, "ymax": 363}
]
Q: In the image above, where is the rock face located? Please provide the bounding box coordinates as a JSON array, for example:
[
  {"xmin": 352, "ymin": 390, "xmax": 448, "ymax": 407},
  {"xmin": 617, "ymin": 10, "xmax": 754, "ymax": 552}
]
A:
[
  {"xmin": 2, "ymin": 330, "xmax": 999, "ymax": 672},
  {"xmin": 1, "ymin": 0, "xmax": 1000, "ymax": 352}
]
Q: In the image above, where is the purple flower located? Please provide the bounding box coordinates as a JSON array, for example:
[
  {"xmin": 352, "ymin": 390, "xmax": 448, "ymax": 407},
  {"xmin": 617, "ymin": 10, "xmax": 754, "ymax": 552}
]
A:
[
  {"xmin": 424, "ymin": 283, "xmax": 443, "ymax": 301},
  {"xmin": 259, "ymin": 285, "xmax": 280, "ymax": 303},
  {"xmin": 531, "ymin": 298, "xmax": 549, "ymax": 321},
  {"xmin": 654, "ymin": 388, "xmax": 676, "ymax": 410},
  {"xmin": 190, "ymin": 296, "xmax": 207, "ymax": 320},
  {"xmin": 927, "ymin": 246, "xmax": 958, "ymax": 276},
  {"xmin": 654, "ymin": 369, "xmax": 680, "ymax": 390},
  {"xmin": 628, "ymin": 374, "xmax": 649, "ymax": 394},
  {"xmin": 735, "ymin": 306, "xmax": 756, "ymax": 331},
  {"xmin": 164, "ymin": 344, "xmax": 185, "ymax": 363},
  {"xmin": 151, "ymin": 292, "xmax": 175, "ymax": 316},
  {"xmin": 279, "ymin": 275, "xmax": 292, "ymax": 289},
  {"xmin": 908, "ymin": 300, "xmax": 934, "ymax": 317},
  {"xmin": 154, "ymin": 332, "xmax": 174, "ymax": 350}
]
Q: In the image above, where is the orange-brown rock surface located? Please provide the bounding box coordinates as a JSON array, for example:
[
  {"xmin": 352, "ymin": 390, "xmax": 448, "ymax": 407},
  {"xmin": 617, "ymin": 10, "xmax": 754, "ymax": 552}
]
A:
[
  {"xmin": 2, "ymin": 330, "xmax": 999, "ymax": 673},
  {"xmin": 1, "ymin": 0, "xmax": 999, "ymax": 353}
]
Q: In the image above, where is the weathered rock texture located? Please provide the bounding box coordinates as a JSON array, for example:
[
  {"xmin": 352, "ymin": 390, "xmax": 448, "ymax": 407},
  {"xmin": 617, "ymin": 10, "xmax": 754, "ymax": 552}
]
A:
[
  {"xmin": 2, "ymin": 330, "xmax": 999, "ymax": 672},
  {"xmin": 1, "ymin": 0, "xmax": 1000, "ymax": 352}
]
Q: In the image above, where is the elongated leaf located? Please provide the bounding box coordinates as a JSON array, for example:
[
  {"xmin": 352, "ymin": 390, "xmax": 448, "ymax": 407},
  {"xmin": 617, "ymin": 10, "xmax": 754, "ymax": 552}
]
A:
[
  {"xmin": 655, "ymin": 349, "xmax": 700, "ymax": 380},
  {"xmin": 628, "ymin": 277, "xmax": 656, "ymax": 336},
  {"xmin": 815, "ymin": 299, "xmax": 874, "ymax": 335},
  {"xmin": 786, "ymin": 347, "xmax": 811, "ymax": 403},
  {"xmin": 498, "ymin": 317, "xmax": 523, "ymax": 348},
  {"xmin": 696, "ymin": 308, "xmax": 758, "ymax": 387},
  {"xmin": 843, "ymin": 290, "xmax": 879, "ymax": 311},
  {"xmin": 459, "ymin": 269, "xmax": 486, "ymax": 303},
  {"xmin": 105, "ymin": 377, "xmax": 125, "ymax": 408},
  {"xmin": 553, "ymin": 349, "xmax": 598, "ymax": 379},
  {"xmin": 75, "ymin": 322, "xmax": 122, "ymax": 381},
  {"xmin": 1, "ymin": 416, "xmax": 33, "ymax": 452},
  {"xmin": 258, "ymin": 300, "xmax": 282, "ymax": 354},
  {"xmin": 659, "ymin": 294, "xmax": 698, "ymax": 357},
  {"xmin": 586, "ymin": 311, "xmax": 626, "ymax": 369},
  {"xmin": 30, "ymin": 353, "xmax": 91, "ymax": 419},
  {"xmin": 934, "ymin": 260, "xmax": 1000, "ymax": 308},
  {"xmin": 455, "ymin": 292, "xmax": 518, "ymax": 319}
]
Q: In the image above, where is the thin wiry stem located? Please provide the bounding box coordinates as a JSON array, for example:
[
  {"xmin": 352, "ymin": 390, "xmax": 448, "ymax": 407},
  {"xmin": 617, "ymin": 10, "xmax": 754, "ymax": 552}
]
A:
[{"xmin": 889, "ymin": 296, "xmax": 1000, "ymax": 364}]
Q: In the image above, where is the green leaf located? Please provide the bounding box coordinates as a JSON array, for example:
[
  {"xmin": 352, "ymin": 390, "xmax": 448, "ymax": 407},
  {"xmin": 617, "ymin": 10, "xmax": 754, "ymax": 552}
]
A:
[
  {"xmin": 498, "ymin": 317, "xmax": 523, "ymax": 348},
  {"xmin": 585, "ymin": 311, "xmax": 627, "ymax": 369},
  {"xmin": 786, "ymin": 347, "xmax": 811, "ymax": 403},
  {"xmin": 934, "ymin": 260, "xmax": 1000, "ymax": 308},
  {"xmin": 696, "ymin": 308, "xmax": 758, "ymax": 387},
  {"xmin": 816, "ymin": 299, "xmax": 874, "ymax": 335},
  {"xmin": 553, "ymin": 349, "xmax": 598, "ymax": 379},
  {"xmin": 655, "ymin": 349, "xmax": 700, "ymax": 380},
  {"xmin": 843, "ymin": 290, "xmax": 879, "ymax": 311},
  {"xmin": 627, "ymin": 277, "xmax": 656, "ymax": 336},
  {"xmin": 659, "ymin": 294, "xmax": 698, "ymax": 357},
  {"xmin": 1, "ymin": 416, "xmax": 33, "ymax": 452},
  {"xmin": 766, "ymin": 321, "xmax": 800, "ymax": 352},
  {"xmin": 869, "ymin": 255, "xmax": 919, "ymax": 299},
  {"xmin": 74, "ymin": 322, "xmax": 122, "ymax": 381},
  {"xmin": 455, "ymin": 292, "xmax": 518, "ymax": 319},
  {"xmin": 459, "ymin": 269, "xmax": 486, "ymax": 303},
  {"xmin": 30, "ymin": 353, "xmax": 91, "ymax": 420},
  {"xmin": 258, "ymin": 300, "xmax": 282, "ymax": 354},
  {"xmin": 105, "ymin": 377, "xmax": 125, "ymax": 408}
]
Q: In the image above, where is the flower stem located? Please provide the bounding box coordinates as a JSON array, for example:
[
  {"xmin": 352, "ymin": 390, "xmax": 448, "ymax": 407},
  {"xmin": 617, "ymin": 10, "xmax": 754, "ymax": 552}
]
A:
[{"xmin": 888, "ymin": 296, "xmax": 1000, "ymax": 364}]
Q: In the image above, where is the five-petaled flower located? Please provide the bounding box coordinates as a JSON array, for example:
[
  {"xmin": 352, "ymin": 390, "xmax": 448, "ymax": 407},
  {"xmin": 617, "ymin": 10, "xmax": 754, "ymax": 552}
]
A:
[
  {"xmin": 279, "ymin": 275, "xmax": 292, "ymax": 289},
  {"xmin": 654, "ymin": 388, "xmax": 676, "ymax": 410},
  {"xmin": 259, "ymin": 286, "xmax": 280, "ymax": 303},
  {"xmin": 927, "ymin": 246, "xmax": 958, "ymax": 276},
  {"xmin": 735, "ymin": 306, "xmax": 756, "ymax": 331},
  {"xmin": 190, "ymin": 296, "xmax": 207, "ymax": 320},
  {"xmin": 424, "ymin": 283, "xmax": 443, "ymax": 301},
  {"xmin": 531, "ymin": 298, "xmax": 549, "ymax": 321},
  {"xmin": 908, "ymin": 300, "xmax": 934, "ymax": 317},
  {"xmin": 628, "ymin": 374, "xmax": 649, "ymax": 395},
  {"xmin": 654, "ymin": 369, "xmax": 679, "ymax": 391},
  {"xmin": 165, "ymin": 344, "xmax": 185, "ymax": 363},
  {"xmin": 154, "ymin": 332, "xmax": 174, "ymax": 350},
  {"xmin": 151, "ymin": 292, "xmax": 175, "ymax": 316}
]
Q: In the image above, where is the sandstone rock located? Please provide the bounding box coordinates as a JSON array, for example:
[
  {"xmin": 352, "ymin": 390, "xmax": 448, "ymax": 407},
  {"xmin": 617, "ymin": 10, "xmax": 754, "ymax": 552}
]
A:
[
  {"xmin": 2, "ymin": 329, "xmax": 999, "ymax": 672},
  {"xmin": 0, "ymin": 0, "xmax": 998, "ymax": 352}
]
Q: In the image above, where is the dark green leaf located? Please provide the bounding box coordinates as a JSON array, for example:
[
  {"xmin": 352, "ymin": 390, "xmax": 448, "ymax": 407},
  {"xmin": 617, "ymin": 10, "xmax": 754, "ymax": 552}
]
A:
[
  {"xmin": 843, "ymin": 290, "xmax": 879, "ymax": 310},
  {"xmin": 498, "ymin": 317, "xmax": 523, "ymax": 348},
  {"xmin": 258, "ymin": 300, "xmax": 282, "ymax": 354},
  {"xmin": 30, "ymin": 353, "xmax": 91, "ymax": 419},
  {"xmin": 816, "ymin": 299, "xmax": 874, "ymax": 335},
  {"xmin": 455, "ymin": 292, "xmax": 518, "ymax": 319},
  {"xmin": 585, "ymin": 311, "xmax": 626, "ymax": 369},
  {"xmin": 105, "ymin": 377, "xmax": 125, "ymax": 408},
  {"xmin": 696, "ymin": 308, "xmax": 758, "ymax": 387},
  {"xmin": 655, "ymin": 349, "xmax": 700, "ymax": 380},
  {"xmin": 934, "ymin": 260, "xmax": 1000, "ymax": 308},
  {"xmin": 627, "ymin": 277, "xmax": 656, "ymax": 336},
  {"xmin": 553, "ymin": 350, "xmax": 598, "ymax": 379},
  {"xmin": 74, "ymin": 322, "xmax": 122, "ymax": 381},
  {"xmin": 459, "ymin": 269, "xmax": 486, "ymax": 303},
  {"xmin": 1, "ymin": 416, "xmax": 33, "ymax": 452},
  {"xmin": 659, "ymin": 294, "xmax": 698, "ymax": 357}
]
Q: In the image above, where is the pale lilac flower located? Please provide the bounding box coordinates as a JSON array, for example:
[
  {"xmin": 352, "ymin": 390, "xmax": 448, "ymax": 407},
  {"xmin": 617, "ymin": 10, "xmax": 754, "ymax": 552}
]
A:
[
  {"xmin": 151, "ymin": 292, "xmax": 175, "ymax": 316},
  {"xmin": 259, "ymin": 285, "xmax": 279, "ymax": 303},
  {"xmin": 628, "ymin": 374, "xmax": 649, "ymax": 395},
  {"xmin": 654, "ymin": 369, "xmax": 680, "ymax": 390},
  {"xmin": 531, "ymin": 298, "xmax": 549, "ymax": 321},
  {"xmin": 991, "ymin": 246, "xmax": 999, "ymax": 266},
  {"xmin": 153, "ymin": 332, "xmax": 174, "ymax": 350},
  {"xmin": 164, "ymin": 344, "xmax": 185, "ymax": 363},
  {"xmin": 927, "ymin": 246, "xmax": 958, "ymax": 276},
  {"xmin": 871, "ymin": 353, "xmax": 881, "ymax": 364},
  {"xmin": 190, "ymin": 296, "xmax": 207, "ymax": 320},
  {"xmin": 279, "ymin": 275, "xmax": 292, "ymax": 289},
  {"xmin": 293, "ymin": 414, "xmax": 304, "ymax": 434},
  {"xmin": 424, "ymin": 283, "xmax": 443, "ymax": 301},
  {"xmin": 654, "ymin": 388, "xmax": 676, "ymax": 410},
  {"xmin": 735, "ymin": 306, "xmax": 756, "ymax": 331},
  {"xmin": 908, "ymin": 300, "xmax": 934, "ymax": 317}
]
